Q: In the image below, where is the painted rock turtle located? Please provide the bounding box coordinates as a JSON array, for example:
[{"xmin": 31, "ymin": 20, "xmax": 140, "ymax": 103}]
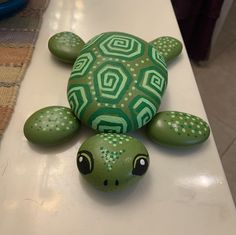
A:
[{"xmin": 24, "ymin": 31, "xmax": 210, "ymax": 191}]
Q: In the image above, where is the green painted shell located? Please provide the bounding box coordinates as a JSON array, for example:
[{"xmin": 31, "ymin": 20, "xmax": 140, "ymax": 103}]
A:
[{"xmin": 67, "ymin": 32, "xmax": 168, "ymax": 133}]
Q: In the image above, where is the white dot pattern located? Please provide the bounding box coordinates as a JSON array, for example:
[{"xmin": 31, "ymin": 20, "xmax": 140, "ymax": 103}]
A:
[
  {"xmin": 100, "ymin": 133, "xmax": 133, "ymax": 147},
  {"xmin": 29, "ymin": 107, "xmax": 79, "ymax": 133},
  {"xmin": 163, "ymin": 111, "xmax": 210, "ymax": 138},
  {"xmin": 151, "ymin": 36, "xmax": 182, "ymax": 62}
]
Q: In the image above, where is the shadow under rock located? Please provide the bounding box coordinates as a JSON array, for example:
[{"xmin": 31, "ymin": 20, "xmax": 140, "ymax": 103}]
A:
[
  {"xmin": 149, "ymin": 139, "xmax": 212, "ymax": 158},
  {"xmin": 138, "ymin": 126, "xmax": 212, "ymax": 159},
  {"xmin": 49, "ymin": 54, "xmax": 74, "ymax": 70},
  {"xmin": 167, "ymin": 53, "xmax": 184, "ymax": 70}
]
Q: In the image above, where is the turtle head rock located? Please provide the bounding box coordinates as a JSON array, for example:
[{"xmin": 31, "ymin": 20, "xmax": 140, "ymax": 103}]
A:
[{"xmin": 77, "ymin": 133, "xmax": 149, "ymax": 192}]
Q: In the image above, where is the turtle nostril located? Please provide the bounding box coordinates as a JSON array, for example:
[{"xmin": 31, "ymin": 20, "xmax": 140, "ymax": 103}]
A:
[
  {"xmin": 103, "ymin": 179, "xmax": 108, "ymax": 186},
  {"xmin": 115, "ymin": 179, "xmax": 119, "ymax": 186}
]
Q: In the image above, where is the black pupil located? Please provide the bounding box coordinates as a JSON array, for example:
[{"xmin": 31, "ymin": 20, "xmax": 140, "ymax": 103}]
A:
[
  {"xmin": 77, "ymin": 154, "xmax": 92, "ymax": 175},
  {"xmin": 132, "ymin": 157, "xmax": 148, "ymax": 176}
]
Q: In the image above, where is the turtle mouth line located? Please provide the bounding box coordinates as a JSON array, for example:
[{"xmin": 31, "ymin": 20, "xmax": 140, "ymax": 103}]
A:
[{"xmin": 103, "ymin": 179, "xmax": 119, "ymax": 186}]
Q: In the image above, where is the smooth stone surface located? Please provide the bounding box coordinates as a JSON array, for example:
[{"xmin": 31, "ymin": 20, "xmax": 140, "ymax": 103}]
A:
[
  {"xmin": 150, "ymin": 36, "xmax": 182, "ymax": 63},
  {"xmin": 24, "ymin": 106, "xmax": 80, "ymax": 146},
  {"xmin": 146, "ymin": 111, "xmax": 210, "ymax": 147},
  {"xmin": 48, "ymin": 31, "xmax": 85, "ymax": 64},
  {"xmin": 77, "ymin": 133, "xmax": 149, "ymax": 192},
  {"xmin": 67, "ymin": 32, "xmax": 168, "ymax": 133}
]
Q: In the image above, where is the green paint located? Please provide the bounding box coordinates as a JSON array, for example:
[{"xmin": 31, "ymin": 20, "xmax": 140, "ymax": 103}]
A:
[
  {"xmin": 150, "ymin": 36, "xmax": 182, "ymax": 63},
  {"xmin": 100, "ymin": 147, "xmax": 124, "ymax": 171},
  {"xmin": 67, "ymin": 32, "xmax": 168, "ymax": 133},
  {"xmin": 77, "ymin": 133, "xmax": 149, "ymax": 192},
  {"xmin": 23, "ymin": 106, "xmax": 80, "ymax": 146},
  {"xmin": 146, "ymin": 111, "xmax": 210, "ymax": 147},
  {"xmin": 48, "ymin": 32, "xmax": 85, "ymax": 64}
]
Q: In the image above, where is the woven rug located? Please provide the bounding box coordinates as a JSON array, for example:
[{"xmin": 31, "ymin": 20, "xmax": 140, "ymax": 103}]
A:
[{"xmin": 0, "ymin": 0, "xmax": 49, "ymax": 138}]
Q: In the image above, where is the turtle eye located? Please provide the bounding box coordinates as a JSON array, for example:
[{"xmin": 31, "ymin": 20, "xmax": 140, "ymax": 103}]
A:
[
  {"xmin": 132, "ymin": 154, "xmax": 149, "ymax": 176},
  {"xmin": 77, "ymin": 150, "xmax": 94, "ymax": 175}
]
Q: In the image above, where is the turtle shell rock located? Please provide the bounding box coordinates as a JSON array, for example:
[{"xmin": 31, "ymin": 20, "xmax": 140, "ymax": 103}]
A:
[{"xmin": 67, "ymin": 32, "xmax": 168, "ymax": 133}]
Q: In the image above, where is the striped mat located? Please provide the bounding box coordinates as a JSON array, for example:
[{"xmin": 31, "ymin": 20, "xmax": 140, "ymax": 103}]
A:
[{"xmin": 0, "ymin": 0, "xmax": 49, "ymax": 138}]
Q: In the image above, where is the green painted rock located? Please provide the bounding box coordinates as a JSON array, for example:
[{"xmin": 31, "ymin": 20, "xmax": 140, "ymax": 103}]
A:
[
  {"xmin": 150, "ymin": 36, "xmax": 182, "ymax": 63},
  {"xmin": 77, "ymin": 133, "xmax": 149, "ymax": 192},
  {"xmin": 24, "ymin": 106, "xmax": 80, "ymax": 146},
  {"xmin": 67, "ymin": 32, "xmax": 168, "ymax": 133},
  {"xmin": 48, "ymin": 32, "xmax": 85, "ymax": 64},
  {"xmin": 146, "ymin": 111, "xmax": 210, "ymax": 147}
]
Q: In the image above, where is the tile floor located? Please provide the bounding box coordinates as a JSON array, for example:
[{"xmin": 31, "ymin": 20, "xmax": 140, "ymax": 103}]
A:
[{"xmin": 191, "ymin": 1, "xmax": 236, "ymax": 205}]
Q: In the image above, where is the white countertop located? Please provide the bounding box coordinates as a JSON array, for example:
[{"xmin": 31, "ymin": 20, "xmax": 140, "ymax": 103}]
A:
[{"xmin": 0, "ymin": 0, "xmax": 236, "ymax": 234}]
